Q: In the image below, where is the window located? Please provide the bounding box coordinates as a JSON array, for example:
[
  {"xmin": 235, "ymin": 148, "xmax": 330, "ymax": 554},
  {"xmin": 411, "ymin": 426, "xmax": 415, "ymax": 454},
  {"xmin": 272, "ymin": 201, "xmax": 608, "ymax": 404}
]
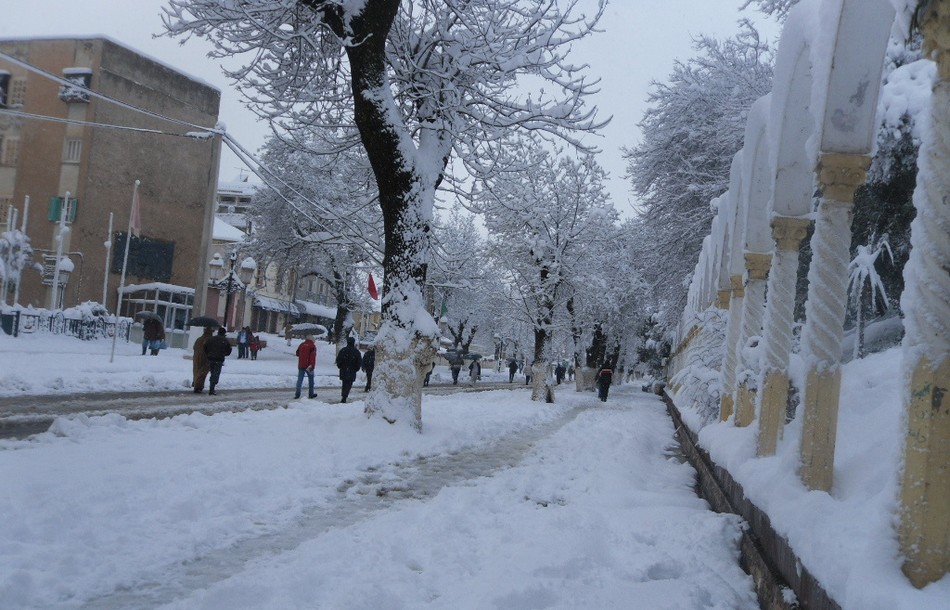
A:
[
  {"xmin": 8, "ymin": 77, "xmax": 26, "ymax": 107},
  {"xmin": 0, "ymin": 137, "xmax": 17, "ymax": 166},
  {"xmin": 0, "ymin": 198, "xmax": 12, "ymax": 224},
  {"xmin": 63, "ymin": 138, "xmax": 82, "ymax": 163},
  {"xmin": 47, "ymin": 197, "xmax": 79, "ymax": 222},
  {"xmin": 59, "ymin": 68, "xmax": 92, "ymax": 104},
  {"xmin": 0, "ymin": 71, "xmax": 9, "ymax": 108}
]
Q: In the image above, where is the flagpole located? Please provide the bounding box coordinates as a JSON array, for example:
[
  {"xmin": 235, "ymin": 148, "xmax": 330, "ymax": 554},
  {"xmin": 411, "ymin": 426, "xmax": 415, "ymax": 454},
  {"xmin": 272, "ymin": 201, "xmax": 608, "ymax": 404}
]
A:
[
  {"xmin": 102, "ymin": 211, "xmax": 113, "ymax": 306},
  {"xmin": 110, "ymin": 180, "xmax": 139, "ymax": 363}
]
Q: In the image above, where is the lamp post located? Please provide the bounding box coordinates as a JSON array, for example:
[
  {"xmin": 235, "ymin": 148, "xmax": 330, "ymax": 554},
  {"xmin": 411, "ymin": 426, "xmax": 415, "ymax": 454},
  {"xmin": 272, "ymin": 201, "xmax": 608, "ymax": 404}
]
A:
[
  {"xmin": 210, "ymin": 251, "xmax": 254, "ymax": 332},
  {"xmin": 223, "ymin": 251, "xmax": 238, "ymax": 331}
]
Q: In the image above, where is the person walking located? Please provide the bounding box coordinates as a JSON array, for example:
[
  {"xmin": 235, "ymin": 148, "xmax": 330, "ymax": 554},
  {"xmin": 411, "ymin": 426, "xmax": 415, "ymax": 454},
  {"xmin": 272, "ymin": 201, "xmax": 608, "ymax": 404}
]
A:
[
  {"xmin": 362, "ymin": 347, "xmax": 376, "ymax": 392},
  {"xmin": 595, "ymin": 363, "xmax": 614, "ymax": 403},
  {"xmin": 525, "ymin": 360, "xmax": 533, "ymax": 386},
  {"xmin": 555, "ymin": 362, "xmax": 566, "ymax": 385},
  {"xmin": 142, "ymin": 317, "xmax": 165, "ymax": 356},
  {"xmin": 284, "ymin": 323, "xmax": 293, "ymax": 346},
  {"xmin": 295, "ymin": 334, "xmax": 317, "ymax": 399},
  {"xmin": 450, "ymin": 357, "xmax": 463, "ymax": 385},
  {"xmin": 424, "ymin": 361, "xmax": 435, "ymax": 387},
  {"xmin": 236, "ymin": 326, "xmax": 249, "ymax": 359},
  {"xmin": 335, "ymin": 336, "xmax": 362, "ymax": 403},
  {"xmin": 468, "ymin": 358, "xmax": 481, "ymax": 386},
  {"xmin": 508, "ymin": 359, "xmax": 518, "ymax": 383},
  {"xmin": 203, "ymin": 327, "xmax": 233, "ymax": 395},
  {"xmin": 191, "ymin": 326, "xmax": 214, "ymax": 393}
]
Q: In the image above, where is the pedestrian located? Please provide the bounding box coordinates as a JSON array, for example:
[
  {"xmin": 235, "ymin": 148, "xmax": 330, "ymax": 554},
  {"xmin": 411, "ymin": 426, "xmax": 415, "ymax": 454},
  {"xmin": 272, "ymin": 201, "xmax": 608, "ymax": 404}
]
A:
[
  {"xmin": 568, "ymin": 364, "xmax": 575, "ymax": 382},
  {"xmin": 424, "ymin": 361, "xmax": 435, "ymax": 387},
  {"xmin": 203, "ymin": 327, "xmax": 233, "ymax": 395},
  {"xmin": 508, "ymin": 358, "xmax": 518, "ymax": 383},
  {"xmin": 284, "ymin": 323, "xmax": 293, "ymax": 346},
  {"xmin": 335, "ymin": 336, "xmax": 363, "ymax": 403},
  {"xmin": 525, "ymin": 360, "xmax": 533, "ymax": 386},
  {"xmin": 237, "ymin": 326, "xmax": 249, "ymax": 359},
  {"xmin": 595, "ymin": 363, "xmax": 614, "ymax": 403},
  {"xmin": 249, "ymin": 333, "xmax": 260, "ymax": 360},
  {"xmin": 294, "ymin": 334, "xmax": 317, "ymax": 399},
  {"xmin": 450, "ymin": 357, "xmax": 463, "ymax": 385},
  {"xmin": 362, "ymin": 346, "xmax": 376, "ymax": 392},
  {"xmin": 142, "ymin": 316, "xmax": 165, "ymax": 356},
  {"xmin": 191, "ymin": 326, "xmax": 214, "ymax": 393},
  {"xmin": 468, "ymin": 358, "xmax": 481, "ymax": 386},
  {"xmin": 555, "ymin": 362, "xmax": 566, "ymax": 385}
]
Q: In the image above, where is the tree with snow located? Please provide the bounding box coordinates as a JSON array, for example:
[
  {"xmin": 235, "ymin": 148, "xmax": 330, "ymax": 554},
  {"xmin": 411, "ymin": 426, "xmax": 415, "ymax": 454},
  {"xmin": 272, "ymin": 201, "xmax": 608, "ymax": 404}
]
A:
[
  {"xmin": 248, "ymin": 134, "xmax": 381, "ymax": 348},
  {"xmin": 847, "ymin": 235, "xmax": 894, "ymax": 359},
  {"xmin": 0, "ymin": 227, "xmax": 35, "ymax": 307},
  {"xmin": 164, "ymin": 0, "xmax": 607, "ymax": 429},
  {"xmin": 623, "ymin": 23, "xmax": 773, "ymax": 330},
  {"xmin": 479, "ymin": 142, "xmax": 616, "ymax": 402}
]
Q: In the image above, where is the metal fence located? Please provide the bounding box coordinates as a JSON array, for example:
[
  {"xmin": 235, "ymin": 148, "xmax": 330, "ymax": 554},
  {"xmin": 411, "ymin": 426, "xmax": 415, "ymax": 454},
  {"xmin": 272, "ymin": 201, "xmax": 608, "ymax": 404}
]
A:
[{"xmin": 0, "ymin": 310, "xmax": 131, "ymax": 341}]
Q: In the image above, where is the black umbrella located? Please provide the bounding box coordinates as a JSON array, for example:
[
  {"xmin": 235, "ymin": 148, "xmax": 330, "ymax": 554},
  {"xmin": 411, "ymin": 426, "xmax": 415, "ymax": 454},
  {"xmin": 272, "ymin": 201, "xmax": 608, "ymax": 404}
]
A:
[
  {"xmin": 134, "ymin": 311, "xmax": 162, "ymax": 322},
  {"xmin": 185, "ymin": 316, "xmax": 222, "ymax": 328}
]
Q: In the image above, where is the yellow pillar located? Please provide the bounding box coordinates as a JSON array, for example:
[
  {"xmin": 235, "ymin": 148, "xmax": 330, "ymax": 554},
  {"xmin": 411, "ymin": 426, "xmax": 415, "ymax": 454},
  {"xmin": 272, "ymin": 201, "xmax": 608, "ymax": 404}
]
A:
[
  {"xmin": 898, "ymin": 1, "xmax": 950, "ymax": 587},
  {"xmin": 758, "ymin": 216, "xmax": 811, "ymax": 456},
  {"xmin": 735, "ymin": 252, "xmax": 771, "ymax": 427},
  {"xmin": 799, "ymin": 152, "xmax": 870, "ymax": 492},
  {"xmin": 720, "ymin": 274, "xmax": 744, "ymax": 421}
]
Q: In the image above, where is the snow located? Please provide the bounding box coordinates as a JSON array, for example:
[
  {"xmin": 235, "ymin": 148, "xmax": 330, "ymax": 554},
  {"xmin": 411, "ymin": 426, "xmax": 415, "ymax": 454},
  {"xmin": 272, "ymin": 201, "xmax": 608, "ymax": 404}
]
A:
[
  {"xmin": 0, "ymin": 333, "xmax": 757, "ymax": 609},
  {"xmin": 212, "ymin": 217, "xmax": 246, "ymax": 242}
]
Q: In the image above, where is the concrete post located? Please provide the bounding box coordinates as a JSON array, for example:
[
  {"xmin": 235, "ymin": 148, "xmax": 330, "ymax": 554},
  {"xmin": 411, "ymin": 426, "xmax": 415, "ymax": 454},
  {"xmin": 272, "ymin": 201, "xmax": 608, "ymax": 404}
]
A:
[
  {"xmin": 798, "ymin": 152, "xmax": 870, "ymax": 491},
  {"xmin": 757, "ymin": 216, "xmax": 811, "ymax": 455},
  {"xmin": 898, "ymin": 0, "xmax": 950, "ymax": 587},
  {"xmin": 720, "ymin": 274, "xmax": 744, "ymax": 421},
  {"xmin": 734, "ymin": 252, "xmax": 771, "ymax": 427}
]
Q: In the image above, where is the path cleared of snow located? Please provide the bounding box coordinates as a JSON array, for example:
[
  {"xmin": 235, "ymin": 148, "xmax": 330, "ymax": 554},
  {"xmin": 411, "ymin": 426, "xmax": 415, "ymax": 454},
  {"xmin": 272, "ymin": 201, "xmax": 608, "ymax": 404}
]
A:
[{"xmin": 0, "ymin": 385, "xmax": 755, "ymax": 609}]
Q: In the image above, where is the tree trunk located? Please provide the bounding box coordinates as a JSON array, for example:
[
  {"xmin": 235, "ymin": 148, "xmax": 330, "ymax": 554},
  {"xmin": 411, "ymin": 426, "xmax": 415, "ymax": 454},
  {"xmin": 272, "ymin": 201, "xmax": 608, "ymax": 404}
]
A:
[
  {"xmin": 344, "ymin": 2, "xmax": 439, "ymax": 431},
  {"xmin": 531, "ymin": 327, "xmax": 554, "ymax": 403}
]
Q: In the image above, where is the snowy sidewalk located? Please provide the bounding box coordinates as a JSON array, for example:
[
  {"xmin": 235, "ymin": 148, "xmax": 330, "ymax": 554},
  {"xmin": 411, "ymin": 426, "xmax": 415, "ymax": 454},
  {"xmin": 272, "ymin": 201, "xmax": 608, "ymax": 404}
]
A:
[{"xmin": 0, "ymin": 386, "xmax": 756, "ymax": 609}]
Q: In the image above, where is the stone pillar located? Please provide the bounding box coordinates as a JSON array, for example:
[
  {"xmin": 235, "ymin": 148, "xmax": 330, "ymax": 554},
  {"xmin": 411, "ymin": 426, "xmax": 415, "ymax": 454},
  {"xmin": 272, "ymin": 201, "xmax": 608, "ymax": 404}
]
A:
[
  {"xmin": 798, "ymin": 152, "xmax": 870, "ymax": 491},
  {"xmin": 757, "ymin": 216, "xmax": 811, "ymax": 456},
  {"xmin": 734, "ymin": 252, "xmax": 771, "ymax": 427},
  {"xmin": 720, "ymin": 274, "xmax": 744, "ymax": 421},
  {"xmin": 898, "ymin": 0, "xmax": 950, "ymax": 588}
]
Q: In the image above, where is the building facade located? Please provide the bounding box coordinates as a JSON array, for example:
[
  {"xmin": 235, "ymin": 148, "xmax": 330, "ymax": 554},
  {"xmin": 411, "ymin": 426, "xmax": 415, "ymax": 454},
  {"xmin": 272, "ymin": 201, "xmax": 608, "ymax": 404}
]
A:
[{"xmin": 0, "ymin": 37, "xmax": 220, "ymax": 313}]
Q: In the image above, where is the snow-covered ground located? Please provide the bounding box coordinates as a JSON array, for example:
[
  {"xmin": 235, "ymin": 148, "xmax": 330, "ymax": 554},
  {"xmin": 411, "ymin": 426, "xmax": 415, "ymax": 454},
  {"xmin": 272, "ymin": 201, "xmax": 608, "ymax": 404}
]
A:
[{"xmin": 0, "ymin": 333, "xmax": 756, "ymax": 609}]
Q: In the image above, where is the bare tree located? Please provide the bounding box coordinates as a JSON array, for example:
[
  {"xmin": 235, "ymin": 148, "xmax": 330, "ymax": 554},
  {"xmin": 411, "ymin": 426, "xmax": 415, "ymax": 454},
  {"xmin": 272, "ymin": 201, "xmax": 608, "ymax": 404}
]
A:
[{"xmin": 164, "ymin": 0, "xmax": 607, "ymax": 430}]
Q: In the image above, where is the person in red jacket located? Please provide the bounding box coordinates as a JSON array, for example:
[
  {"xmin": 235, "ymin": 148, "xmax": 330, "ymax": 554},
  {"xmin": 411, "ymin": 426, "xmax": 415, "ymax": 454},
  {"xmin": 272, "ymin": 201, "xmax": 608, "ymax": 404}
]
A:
[{"xmin": 295, "ymin": 334, "xmax": 317, "ymax": 399}]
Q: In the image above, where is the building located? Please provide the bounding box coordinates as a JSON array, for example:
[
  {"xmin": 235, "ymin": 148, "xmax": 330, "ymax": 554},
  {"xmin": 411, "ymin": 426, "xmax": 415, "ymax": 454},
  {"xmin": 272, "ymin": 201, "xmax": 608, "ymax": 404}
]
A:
[{"xmin": 0, "ymin": 37, "xmax": 220, "ymax": 320}]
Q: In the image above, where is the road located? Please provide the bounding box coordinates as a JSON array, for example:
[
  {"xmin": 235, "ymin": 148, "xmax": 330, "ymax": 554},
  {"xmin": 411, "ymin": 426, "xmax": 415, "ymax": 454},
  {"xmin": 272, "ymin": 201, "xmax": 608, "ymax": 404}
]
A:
[{"xmin": 0, "ymin": 381, "xmax": 527, "ymax": 440}]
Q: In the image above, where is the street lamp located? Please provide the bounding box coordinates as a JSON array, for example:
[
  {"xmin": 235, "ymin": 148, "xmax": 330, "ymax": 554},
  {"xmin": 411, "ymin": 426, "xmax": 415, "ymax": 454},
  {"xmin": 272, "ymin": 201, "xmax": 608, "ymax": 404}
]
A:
[{"xmin": 210, "ymin": 251, "xmax": 254, "ymax": 331}]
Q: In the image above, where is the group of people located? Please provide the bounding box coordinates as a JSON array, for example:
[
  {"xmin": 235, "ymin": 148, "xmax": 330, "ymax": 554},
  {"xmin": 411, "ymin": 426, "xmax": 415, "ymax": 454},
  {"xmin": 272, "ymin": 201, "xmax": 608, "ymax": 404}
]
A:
[
  {"xmin": 189, "ymin": 327, "xmax": 617, "ymax": 404},
  {"xmin": 236, "ymin": 326, "xmax": 262, "ymax": 360}
]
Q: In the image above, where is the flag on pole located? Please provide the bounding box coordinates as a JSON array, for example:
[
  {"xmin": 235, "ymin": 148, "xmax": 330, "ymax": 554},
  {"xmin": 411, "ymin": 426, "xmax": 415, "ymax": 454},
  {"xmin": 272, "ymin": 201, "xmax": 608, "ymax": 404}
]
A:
[
  {"xmin": 129, "ymin": 187, "xmax": 142, "ymax": 238},
  {"xmin": 367, "ymin": 273, "xmax": 379, "ymax": 300}
]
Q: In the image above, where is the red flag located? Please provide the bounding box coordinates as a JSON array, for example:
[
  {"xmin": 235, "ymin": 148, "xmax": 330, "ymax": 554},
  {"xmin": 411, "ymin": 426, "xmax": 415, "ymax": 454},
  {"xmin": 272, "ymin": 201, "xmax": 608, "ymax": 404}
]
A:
[
  {"xmin": 368, "ymin": 273, "xmax": 379, "ymax": 300},
  {"xmin": 129, "ymin": 185, "xmax": 142, "ymax": 238}
]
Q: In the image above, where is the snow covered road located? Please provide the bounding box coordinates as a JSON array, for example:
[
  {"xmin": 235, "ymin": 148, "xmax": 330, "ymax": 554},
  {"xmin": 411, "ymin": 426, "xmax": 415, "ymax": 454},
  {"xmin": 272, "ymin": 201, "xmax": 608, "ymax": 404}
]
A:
[{"xmin": 1, "ymin": 385, "xmax": 756, "ymax": 609}]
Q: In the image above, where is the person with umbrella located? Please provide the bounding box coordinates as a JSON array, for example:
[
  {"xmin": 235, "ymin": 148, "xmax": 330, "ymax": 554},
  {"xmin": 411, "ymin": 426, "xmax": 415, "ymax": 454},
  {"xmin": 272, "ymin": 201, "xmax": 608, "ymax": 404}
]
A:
[
  {"xmin": 203, "ymin": 327, "xmax": 232, "ymax": 395},
  {"xmin": 335, "ymin": 336, "xmax": 362, "ymax": 403},
  {"xmin": 192, "ymin": 326, "xmax": 214, "ymax": 393}
]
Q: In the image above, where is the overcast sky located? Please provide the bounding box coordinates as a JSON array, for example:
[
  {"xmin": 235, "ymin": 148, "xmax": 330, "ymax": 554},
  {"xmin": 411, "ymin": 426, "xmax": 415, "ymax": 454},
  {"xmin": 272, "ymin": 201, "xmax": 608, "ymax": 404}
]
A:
[{"xmin": 1, "ymin": 0, "xmax": 779, "ymax": 215}]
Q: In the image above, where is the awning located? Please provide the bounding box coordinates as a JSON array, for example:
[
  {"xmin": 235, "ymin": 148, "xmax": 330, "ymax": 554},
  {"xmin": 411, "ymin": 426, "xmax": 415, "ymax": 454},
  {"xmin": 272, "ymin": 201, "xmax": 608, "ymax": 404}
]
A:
[
  {"xmin": 296, "ymin": 299, "xmax": 337, "ymax": 319},
  {"xmin": 253, "ymin": 295, "xmax": 300, "ymax": 315}
]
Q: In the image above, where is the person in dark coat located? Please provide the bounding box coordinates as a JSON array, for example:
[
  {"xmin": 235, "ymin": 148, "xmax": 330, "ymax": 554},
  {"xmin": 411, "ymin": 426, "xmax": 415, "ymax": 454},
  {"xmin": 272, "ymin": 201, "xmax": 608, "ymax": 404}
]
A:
[
  {"xmin": 335, "ymin": 336, "xmax": 362, "ymax": 403},
  {"xmin": 361, "ymin": 347, "xmax": 376, "ymax": 392},
  {"xmin": 203, "ymin": 327, "xmax": 232, "ymax": 395},
  {"xmin": 294, "ymin": 334, "xmax": 317, "ymax": 399},
  {"xmin": 237, "ymin": 326, "xmax": 250, "ymax": 359},
  {"xmin": 450, "ymin": 357, "xmax": 463, "ymax": 385},
  {"xmin": 424, "ymin": 361, "xmax": 435, "ymax": 387},
  {"xmin": 192, "ymin": 326, "xmax": 214, "ymax": 393},
  {"xmin": 595, "ymin": 363, "xmax": 614, "ymax": 402},
  {"xmin": 142, "ymin": 317, "xmax": 165, "ymax": 356},
  {"xmin": 555, "ymin": 362, "xmax": 566, "ymax": 385},
  {"xmin": 508, "ymin": 359, "xmax": 518, "ymax": 383}
]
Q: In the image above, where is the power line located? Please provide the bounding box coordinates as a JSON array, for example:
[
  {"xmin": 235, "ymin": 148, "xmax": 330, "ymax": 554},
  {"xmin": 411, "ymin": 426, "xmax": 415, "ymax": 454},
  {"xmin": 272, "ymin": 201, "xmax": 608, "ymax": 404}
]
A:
[{"xmin": 0, "ymin": 108, "xmax": 208, "ymax": 138}]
